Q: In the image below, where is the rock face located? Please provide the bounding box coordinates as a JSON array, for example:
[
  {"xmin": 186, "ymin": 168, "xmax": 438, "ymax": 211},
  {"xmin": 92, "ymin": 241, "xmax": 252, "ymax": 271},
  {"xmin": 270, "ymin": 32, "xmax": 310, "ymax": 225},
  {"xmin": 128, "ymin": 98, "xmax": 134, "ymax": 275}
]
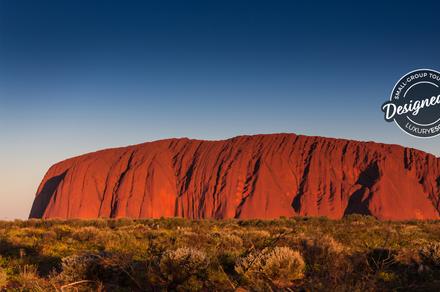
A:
[{"xmin": 29, "ymin": 134, "xmax": 440, "ymax": 220}]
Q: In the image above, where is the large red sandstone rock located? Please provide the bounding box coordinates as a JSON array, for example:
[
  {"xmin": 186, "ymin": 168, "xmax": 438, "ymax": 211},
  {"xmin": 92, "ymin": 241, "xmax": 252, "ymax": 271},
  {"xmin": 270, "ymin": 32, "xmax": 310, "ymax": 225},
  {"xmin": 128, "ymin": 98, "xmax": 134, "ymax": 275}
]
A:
[{"xmin": 29, "ymin": 134, "xmax": 440, "ymax": 220}]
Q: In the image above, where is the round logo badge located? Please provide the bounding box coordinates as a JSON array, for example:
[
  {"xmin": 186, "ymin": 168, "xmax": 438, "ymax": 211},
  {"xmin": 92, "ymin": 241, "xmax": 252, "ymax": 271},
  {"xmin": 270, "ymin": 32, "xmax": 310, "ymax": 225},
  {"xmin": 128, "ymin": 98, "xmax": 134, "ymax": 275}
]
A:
[{"xmin": 382, "ymin": 69, "xmax": 440, "ymax": 138}]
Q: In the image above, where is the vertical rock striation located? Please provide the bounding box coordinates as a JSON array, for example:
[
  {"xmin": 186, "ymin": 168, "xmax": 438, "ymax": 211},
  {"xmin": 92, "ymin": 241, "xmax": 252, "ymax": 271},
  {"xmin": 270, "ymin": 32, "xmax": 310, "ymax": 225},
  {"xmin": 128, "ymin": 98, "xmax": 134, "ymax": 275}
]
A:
[{"xmin": 29, "ymin": 134, "xmax": 440, "ymax": 220}]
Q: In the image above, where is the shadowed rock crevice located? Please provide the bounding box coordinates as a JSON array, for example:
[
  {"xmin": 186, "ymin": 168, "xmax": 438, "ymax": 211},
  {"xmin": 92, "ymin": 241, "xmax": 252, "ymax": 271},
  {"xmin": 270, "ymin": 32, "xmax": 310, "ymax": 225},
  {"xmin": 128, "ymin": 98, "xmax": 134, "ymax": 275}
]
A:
[
  {"xmin": 343, "ymin": 162, "xmax": 380, "ymax": 216},
  {"xmin": 234, "ymin": 156, "xmax": 262, "ymax": 218},
  {"xmin": 29, "ymin": 134, "xmax": 440, "ymax": 220},
  {"xmin": 29, "ymin": 171, "xmax": 67, "ymax": 218},
  {"xmin": 292, "ymin": 141, "xmax": 318, "ymax": 213},
  {"xmin": 110, "ymin": 152, "xmax": 135, "ymax": 217}
]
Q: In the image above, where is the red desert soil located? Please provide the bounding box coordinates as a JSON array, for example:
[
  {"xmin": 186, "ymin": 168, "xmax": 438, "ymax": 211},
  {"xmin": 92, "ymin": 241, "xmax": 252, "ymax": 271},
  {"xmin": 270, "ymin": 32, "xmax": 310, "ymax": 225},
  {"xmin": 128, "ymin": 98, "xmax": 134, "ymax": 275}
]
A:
[{"xmin": 30, "ymin": 133, "xmax": 440, "ymax": 220}]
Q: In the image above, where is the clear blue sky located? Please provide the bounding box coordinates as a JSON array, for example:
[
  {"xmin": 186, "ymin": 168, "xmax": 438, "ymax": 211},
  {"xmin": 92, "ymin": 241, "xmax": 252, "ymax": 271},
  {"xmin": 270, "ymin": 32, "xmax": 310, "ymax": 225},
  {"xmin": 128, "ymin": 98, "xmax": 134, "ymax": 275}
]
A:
[{"xmin": 1, "ymin": 0, "xmax": 440, "ymax": 219}]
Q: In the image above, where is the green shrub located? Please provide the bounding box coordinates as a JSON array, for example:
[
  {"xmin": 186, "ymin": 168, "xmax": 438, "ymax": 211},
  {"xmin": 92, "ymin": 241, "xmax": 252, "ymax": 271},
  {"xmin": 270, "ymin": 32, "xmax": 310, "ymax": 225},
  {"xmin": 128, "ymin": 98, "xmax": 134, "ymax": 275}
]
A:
[
  {"xmin": 59, "ymin": 253, "xmax": 101, "ymax": 283},
  {"xmin": 58, "ymin": 251, "xmax": 134, "ymax": 290},
  {"xmin": 52, "ymin": 225, "xmax": 73, "ymax": 240},
  {"xmin": 301, "ymin": 234, "xmax": 351, "ymax": 286},
  {"xmin": 72, "ymin": 226, "xmax": 101, "ymax": 241}
]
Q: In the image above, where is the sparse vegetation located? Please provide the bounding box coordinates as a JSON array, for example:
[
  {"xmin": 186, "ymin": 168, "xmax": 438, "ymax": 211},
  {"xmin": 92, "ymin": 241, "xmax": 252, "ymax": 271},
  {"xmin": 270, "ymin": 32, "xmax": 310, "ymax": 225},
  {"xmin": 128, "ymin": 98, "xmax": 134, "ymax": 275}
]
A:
[{"xmin": 0, "ymin": 216, "xmax": 439, "ymax": 291}]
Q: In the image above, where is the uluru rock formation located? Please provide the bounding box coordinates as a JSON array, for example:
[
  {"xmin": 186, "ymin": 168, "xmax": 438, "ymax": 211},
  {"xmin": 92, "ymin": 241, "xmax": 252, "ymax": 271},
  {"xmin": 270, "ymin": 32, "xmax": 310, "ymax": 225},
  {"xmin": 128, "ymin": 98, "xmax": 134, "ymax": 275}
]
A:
[{"xmin": 30, "ymin": 134, "xmax": 440, "ymax": 220}]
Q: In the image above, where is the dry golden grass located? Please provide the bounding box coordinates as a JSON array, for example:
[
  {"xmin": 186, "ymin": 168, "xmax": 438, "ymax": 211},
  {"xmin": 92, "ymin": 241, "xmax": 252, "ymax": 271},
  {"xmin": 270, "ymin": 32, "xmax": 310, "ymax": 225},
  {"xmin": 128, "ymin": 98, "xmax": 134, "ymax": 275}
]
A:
[{"xmin": 0, "ymin": 216, "xmax": 438, "ymax": 291}]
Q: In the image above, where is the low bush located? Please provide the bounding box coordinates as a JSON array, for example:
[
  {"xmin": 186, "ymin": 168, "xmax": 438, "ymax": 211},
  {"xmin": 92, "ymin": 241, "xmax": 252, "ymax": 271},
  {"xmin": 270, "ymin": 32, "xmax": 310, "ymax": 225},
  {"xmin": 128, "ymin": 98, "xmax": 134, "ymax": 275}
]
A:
[
  {"xmin": 160, "ymin": 247, "xmax": 209, "ymax": 289},
  {"xmin": 0, "ymin": 218, "xmax": 438, "ymax": 290},
  {"xmin": 236, "ymin": 246, "xmax": 305, "ymax": 288},
  {"xmin": 419, "ymin": 242, "xmax": 440, "ymax": 269}
]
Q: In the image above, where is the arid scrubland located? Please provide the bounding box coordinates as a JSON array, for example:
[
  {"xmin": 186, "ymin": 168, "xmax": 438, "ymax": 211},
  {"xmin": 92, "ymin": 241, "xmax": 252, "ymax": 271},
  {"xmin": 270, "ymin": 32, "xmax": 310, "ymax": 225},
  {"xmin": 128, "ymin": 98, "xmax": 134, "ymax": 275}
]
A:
[{"xmin": 0, "ymin": 216, "xmax": 439, "ymax": 291}]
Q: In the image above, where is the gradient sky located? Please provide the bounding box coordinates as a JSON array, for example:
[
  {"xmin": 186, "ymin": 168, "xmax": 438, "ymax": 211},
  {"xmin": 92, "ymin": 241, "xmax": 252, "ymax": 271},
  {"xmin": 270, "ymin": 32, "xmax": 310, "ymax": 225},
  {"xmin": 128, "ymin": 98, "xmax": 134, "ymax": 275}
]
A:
[{"xmin": 1, "ymin": 0, "xmax": 440, "ymax": 219}]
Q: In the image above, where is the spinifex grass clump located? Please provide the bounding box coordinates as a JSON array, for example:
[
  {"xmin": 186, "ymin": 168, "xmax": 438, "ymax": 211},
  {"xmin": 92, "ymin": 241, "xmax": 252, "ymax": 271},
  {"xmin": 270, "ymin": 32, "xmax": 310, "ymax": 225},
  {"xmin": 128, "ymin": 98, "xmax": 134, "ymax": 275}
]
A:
[
  {"xmin": 235, "ymin": 246, "xmax": 305, "ymax": 288},
  {"xmin": 0, "ymin": 216, "xmax": 438, "ymax": 291}
]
